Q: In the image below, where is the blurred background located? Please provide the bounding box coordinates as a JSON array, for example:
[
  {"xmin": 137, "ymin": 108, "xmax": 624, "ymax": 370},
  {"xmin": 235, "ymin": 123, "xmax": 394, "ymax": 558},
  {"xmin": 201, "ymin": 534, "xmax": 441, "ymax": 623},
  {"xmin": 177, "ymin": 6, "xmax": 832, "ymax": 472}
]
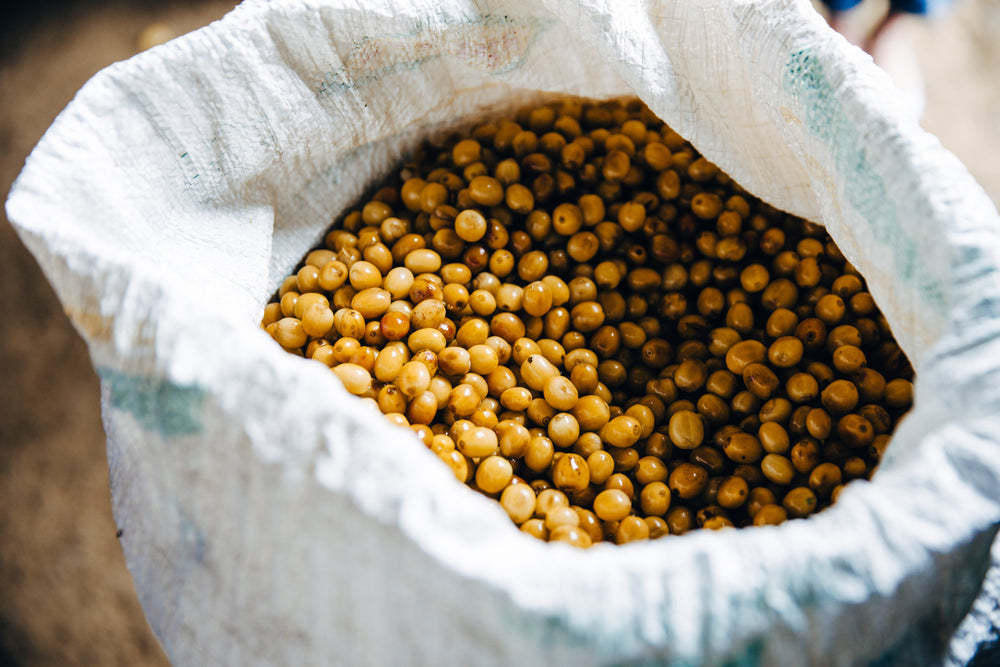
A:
[{"xmin": 1, "ymin": 0, "xmax": 997, "ymax": 664}]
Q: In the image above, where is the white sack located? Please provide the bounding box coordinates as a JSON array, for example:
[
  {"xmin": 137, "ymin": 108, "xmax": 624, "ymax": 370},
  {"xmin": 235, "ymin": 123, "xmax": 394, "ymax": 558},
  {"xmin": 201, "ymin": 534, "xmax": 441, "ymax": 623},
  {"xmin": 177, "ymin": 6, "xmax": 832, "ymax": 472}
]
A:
[{"xmin": 8, "ymin": 0, "xmax": 1000, "ymax": 664}]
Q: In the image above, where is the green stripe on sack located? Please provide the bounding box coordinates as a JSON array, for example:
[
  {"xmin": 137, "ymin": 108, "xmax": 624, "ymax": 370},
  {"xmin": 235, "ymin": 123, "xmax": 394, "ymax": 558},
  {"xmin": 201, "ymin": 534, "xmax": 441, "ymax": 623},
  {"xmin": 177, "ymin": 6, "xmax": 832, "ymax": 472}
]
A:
[
  {"xmin": 316, "ymin": 13, "xmax": 553, "ymax": 98},
  {"xmin": 603, "ymin": 638, "xmax": 763, "ymax": 667},
  {"xmin": 783, "ymin": 48, "xmax": 945, "ymax": 315},
  {"xmin": 99, "ymin": 367, "xmax": 205, "ymax": 438}
]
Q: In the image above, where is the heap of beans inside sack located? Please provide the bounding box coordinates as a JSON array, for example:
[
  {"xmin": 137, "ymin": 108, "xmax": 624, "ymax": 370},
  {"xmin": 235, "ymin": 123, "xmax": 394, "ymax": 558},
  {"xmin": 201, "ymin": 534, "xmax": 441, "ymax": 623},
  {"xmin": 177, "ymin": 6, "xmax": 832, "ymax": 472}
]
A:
[{"xmin": 261, "ymin": 98, "xmax": 914, "ymax": 548}]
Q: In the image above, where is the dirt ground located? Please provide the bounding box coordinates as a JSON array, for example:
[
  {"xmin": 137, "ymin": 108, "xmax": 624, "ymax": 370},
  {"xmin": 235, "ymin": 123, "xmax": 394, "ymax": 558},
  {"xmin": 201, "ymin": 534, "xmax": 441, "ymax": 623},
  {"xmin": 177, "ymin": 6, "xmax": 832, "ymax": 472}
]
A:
[{"xmin": 1, "ymin": 1, "xmax": 998, "ymax": 665}]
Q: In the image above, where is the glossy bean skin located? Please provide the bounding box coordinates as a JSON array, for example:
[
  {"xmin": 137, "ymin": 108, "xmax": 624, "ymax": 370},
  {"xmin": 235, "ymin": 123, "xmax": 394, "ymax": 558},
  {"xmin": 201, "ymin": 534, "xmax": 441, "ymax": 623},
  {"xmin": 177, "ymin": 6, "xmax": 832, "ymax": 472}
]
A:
[{"xmin": 262, "ymin": 97, "xmax": 913, "ymax": 546}]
